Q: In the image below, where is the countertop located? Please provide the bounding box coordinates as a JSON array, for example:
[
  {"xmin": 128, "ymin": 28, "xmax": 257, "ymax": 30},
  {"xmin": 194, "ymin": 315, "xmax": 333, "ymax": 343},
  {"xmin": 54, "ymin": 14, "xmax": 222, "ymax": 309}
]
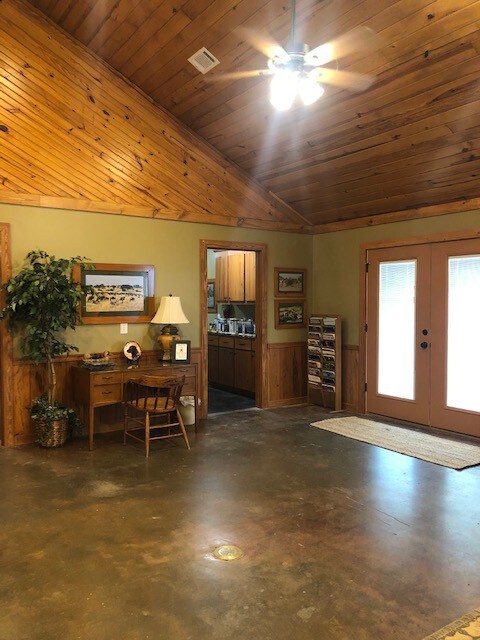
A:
[{"xmin": 208, "ymin": 331, "xmax": 256, "ymax": 338}]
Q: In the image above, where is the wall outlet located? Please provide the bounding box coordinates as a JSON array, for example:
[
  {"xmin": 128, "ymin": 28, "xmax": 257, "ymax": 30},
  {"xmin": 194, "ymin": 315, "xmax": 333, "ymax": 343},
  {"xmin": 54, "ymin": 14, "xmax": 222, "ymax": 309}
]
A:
[{"xmin": 120, "ymin": 323, "xmax": 128, "ymax": 334}]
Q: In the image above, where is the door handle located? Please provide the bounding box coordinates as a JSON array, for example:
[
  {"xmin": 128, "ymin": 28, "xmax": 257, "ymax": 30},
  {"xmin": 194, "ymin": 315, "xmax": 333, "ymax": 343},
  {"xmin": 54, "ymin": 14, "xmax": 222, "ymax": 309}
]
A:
[{"xmin": 420, "ymin": 341, "xmax": 429, "ymax": 350}]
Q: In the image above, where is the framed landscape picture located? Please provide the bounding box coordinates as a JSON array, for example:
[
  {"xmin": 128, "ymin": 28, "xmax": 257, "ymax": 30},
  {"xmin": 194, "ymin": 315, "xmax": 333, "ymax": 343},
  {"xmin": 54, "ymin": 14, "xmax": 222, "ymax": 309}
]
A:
[
  {"xmin": 274, "ymin": 268, "xmax": 306, "ymax": 297},
  {"xmin": 207, "ymin": 279, "xmax": 216, "ymax": 311},
  {"xmin": 274, "ymin": 299, "xmax": 307, "ymax": 330},
  {"xmin": 74, "ymin": 263, "xmax": 155, "ymax": 324}
]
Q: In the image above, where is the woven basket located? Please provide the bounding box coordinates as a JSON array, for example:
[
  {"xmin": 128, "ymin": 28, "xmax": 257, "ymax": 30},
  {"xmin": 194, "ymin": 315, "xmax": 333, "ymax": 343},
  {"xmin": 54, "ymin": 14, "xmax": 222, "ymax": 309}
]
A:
[{"xmin": 35, "ymin": 418, "xmax": 68, "ymax": 448}]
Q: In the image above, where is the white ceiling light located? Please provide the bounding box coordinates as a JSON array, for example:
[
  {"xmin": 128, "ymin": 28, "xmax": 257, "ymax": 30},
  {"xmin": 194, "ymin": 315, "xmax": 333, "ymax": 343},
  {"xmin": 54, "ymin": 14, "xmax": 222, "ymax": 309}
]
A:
[
  {"xmin": 299, "ymin": 76, "xmax": 325, "ymax": 106},
  {"xmin": 202, "ymin": 0, "xmax": 376, "ymax": 112}
]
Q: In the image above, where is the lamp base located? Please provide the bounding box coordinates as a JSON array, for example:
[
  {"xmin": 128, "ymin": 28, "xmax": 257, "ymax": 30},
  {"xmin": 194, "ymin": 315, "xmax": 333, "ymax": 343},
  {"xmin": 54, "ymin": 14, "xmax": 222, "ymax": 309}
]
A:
[{"xmin": 158, "ymin": 324, "xmax": 180, "ymax": 361}]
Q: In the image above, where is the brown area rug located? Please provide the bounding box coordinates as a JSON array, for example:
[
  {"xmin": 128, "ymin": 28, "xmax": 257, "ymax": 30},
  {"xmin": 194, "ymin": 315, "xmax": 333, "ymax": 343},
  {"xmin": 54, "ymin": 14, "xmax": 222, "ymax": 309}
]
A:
[
  {"xmin": 422, "ymin": 608, "xmax": 480, "ymax": 639},
  {"xmin": 310, "ymin": 417, "xmax": 480, "ymax": 470}
]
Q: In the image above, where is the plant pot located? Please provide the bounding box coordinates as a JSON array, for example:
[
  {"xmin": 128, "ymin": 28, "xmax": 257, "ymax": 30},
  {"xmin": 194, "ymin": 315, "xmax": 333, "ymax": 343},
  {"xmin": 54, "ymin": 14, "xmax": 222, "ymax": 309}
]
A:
[{"xmin": 35, "ymin": 417, "xmax": 68, "ymax": 448}]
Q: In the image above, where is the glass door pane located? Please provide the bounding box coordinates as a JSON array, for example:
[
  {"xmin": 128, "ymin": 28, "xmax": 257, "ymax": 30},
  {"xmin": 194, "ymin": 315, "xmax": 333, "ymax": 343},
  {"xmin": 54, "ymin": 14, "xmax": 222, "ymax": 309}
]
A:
[
  {"xmin": 447, "ymin": 255, "xmax": 480, "ymax": 412},
  {"xmin": 378, "ymin": 261, "xmax": 416, "ymax": 399}
]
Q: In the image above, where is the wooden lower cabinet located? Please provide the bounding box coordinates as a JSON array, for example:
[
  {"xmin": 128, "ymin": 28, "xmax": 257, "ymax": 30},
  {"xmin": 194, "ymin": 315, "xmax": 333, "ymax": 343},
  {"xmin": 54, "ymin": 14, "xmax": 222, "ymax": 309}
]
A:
[
  {"xmin": 234, "ymin": 349, "xmax": 255, "ymax": 393},
  {"xmin": 218, "ymin": 346, "xmax": 235, "ymax": 388},
  {"xmin": 208, "ymin": 345, "xmax": 219, "ymax": 385}
]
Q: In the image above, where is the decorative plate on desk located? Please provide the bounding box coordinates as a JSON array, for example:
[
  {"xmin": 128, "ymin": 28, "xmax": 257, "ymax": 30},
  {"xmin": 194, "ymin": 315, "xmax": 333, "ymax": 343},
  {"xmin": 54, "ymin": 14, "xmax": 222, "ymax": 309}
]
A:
[{"xmin": 124, "ymin": 341, "xmax": 141, "ymax": 362}]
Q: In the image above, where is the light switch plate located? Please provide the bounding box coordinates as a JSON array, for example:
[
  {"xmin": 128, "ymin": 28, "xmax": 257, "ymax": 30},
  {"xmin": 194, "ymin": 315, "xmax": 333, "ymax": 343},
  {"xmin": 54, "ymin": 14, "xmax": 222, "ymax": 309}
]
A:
[{"xmin": 120, "ymin": 323, "xmax": 128, "ymax": 334}]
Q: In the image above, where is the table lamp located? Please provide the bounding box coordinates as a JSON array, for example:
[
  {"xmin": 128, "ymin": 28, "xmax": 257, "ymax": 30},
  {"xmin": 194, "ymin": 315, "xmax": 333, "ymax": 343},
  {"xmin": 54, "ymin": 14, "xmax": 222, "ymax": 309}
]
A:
[{"xmin": 151, "ymin": 294, "xmax": 189, "ymax": 361}]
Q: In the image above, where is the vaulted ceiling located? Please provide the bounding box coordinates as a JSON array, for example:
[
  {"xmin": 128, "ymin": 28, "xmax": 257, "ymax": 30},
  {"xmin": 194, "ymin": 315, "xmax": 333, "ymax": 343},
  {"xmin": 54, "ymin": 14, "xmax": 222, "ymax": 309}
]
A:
[{"xmin": 17, "ymin": 1, "xmax": 480, "ymax": 229}]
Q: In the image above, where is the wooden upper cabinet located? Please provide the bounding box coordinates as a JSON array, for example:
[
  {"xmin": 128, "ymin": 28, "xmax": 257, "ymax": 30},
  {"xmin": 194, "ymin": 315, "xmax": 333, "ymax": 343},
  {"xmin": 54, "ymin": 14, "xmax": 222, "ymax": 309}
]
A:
[
  {"xmin": 228, "ymin": 252, "xmax": 246, "ymax": 302},
  {"xmin": 216, "ymin": 253, "xmax": 229, "ymax": 302},
  {"xmin": 215, "ymin": 251, "xmax": 256, "ymax": 303},
  {"xmin": 244, "ymin": 252, "xmax": 256, "ymax": 302}
]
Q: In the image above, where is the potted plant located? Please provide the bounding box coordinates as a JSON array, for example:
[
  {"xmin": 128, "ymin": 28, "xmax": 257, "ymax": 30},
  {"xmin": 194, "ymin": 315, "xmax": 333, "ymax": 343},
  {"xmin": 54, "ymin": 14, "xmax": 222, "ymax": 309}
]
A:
[{"xmin": 1, "ymin": 250, "xmax": 90, "ymax": 447}]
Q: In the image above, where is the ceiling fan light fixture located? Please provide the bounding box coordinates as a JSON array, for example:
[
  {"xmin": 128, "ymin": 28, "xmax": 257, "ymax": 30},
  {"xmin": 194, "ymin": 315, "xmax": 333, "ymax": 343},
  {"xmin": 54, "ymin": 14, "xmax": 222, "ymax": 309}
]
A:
[
  {"xmin": 305, "ymin": 43, "xmax": 334, "ymax": 67},
  {"xmin": 270, "ymin": 70, "xmax": 298, "ymax": 111},
  {"xmin": 299, "ymin": 76, "xmax": 324, "ymax": 105}
]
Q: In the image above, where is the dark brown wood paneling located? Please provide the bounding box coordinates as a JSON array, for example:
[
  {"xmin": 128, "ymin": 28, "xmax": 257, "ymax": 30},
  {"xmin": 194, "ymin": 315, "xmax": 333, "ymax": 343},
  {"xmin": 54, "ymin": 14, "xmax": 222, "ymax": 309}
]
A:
[
  {"xmin": 267, "ymin": 342, "xmax": 307, "ymax": 408},
  {"xmin": 24, "ymin": 0, "xmax": 480, "ymax": 230},
  {"xmin": 0, "ymin": 0, "xmax": 305, "ymax": 233}
]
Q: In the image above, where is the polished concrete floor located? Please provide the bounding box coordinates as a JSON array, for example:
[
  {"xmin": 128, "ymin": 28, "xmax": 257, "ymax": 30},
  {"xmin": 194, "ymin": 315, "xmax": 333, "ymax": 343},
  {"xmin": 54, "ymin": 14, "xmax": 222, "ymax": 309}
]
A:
[{"xmin": 1, "ymin": 405, "xmax": 479, "ymax": 640}]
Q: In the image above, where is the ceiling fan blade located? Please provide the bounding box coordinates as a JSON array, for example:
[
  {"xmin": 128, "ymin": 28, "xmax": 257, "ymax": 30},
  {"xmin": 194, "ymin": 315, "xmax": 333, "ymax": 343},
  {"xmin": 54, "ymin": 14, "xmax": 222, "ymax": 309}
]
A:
[
  {"xmin": 203, "ymin": 69, "xmax": 272, "ymax": 82},
  {"xmin": 236, "ymin": 27, "xmax": 288, "ymax": 61},
  {"xmin": 311, "ymin": 67, "xmax": 375, "ymax": 92},
  {"xmin": 305, "ymin": 26, "xmax": 377, "ymax": 66}
]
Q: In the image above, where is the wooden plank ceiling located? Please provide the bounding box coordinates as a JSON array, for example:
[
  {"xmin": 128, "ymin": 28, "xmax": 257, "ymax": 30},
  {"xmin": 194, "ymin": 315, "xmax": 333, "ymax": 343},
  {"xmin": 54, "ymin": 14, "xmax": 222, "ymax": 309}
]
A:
[
  {"xmin": 0, "ymin": 0, "xmax": 308, "ymax": 232},
  {"xmin": 17, "ymin": 1, "xmax": 480, "ymax": 229}
]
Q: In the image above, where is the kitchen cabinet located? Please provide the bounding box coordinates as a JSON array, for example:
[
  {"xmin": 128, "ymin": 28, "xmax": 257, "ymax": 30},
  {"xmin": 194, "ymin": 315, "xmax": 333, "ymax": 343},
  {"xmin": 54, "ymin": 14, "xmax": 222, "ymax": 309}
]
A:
[
  {"xmin": 244, "ymin": 251, "xmax": 256, "ymax": 302},
  {"xmin": 215, "ymin": 251, "xmax": 256, "ymax": 303},
  {"xmin": 208, "ymin": 345, "xmax": 219, "ymax": 386},
  {"xmin": 208, "ymin": 334, "xmax": 256, "ymax": 396},
  {"xmin": 218, "ymin": 339, "xmax": 235, "ymax": 388}
]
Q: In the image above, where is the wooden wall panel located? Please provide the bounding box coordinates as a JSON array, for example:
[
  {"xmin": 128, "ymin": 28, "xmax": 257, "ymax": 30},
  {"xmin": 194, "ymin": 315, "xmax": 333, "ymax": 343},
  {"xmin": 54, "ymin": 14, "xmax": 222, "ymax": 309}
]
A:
[
  {"xmin": 0, "ymin": 0, "xmax": 306, "ymax": 233},
  {"xmin": 342, "ymin": 345, "xmax": 360, "ymax": 413},
  {"xmin": 10, "ymin": 348, "xmax": 203, "ymax": 446},
  {"xmin": 10, "ymin": 342, "xmax": 360, "ymax": 445},
  {"xmin": 266, "ymin": 342, "xmax": 307, "ymax": 408}
]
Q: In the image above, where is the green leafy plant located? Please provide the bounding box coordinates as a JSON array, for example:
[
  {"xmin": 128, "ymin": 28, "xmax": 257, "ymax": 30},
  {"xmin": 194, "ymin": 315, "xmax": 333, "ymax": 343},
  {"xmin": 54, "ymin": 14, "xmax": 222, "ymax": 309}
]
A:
[{"xmin": 1, "ymin": 250, "xmax": 91, "ymax": 441}]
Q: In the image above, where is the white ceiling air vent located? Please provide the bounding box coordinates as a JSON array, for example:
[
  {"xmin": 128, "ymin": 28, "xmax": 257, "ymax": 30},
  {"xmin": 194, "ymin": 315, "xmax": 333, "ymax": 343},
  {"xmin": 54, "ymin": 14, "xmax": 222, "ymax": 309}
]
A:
[{"xmin": 188, "ymin": 47, "xmax": 220, "ymax": 74}]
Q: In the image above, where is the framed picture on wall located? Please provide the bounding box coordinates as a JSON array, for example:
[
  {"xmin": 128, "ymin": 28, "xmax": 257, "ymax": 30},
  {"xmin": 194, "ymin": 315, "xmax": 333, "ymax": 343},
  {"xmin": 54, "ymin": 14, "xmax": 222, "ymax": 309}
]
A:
[
  {"xmin": 74, "ymin": 263, "xmax": 155, "ymax": 324},
  {"xmin": 172, "ymin": 340, "xmax": 191, "ymax": 364},
  {"xmin": 274, "ymin": 299, "xmax": 307, "ymax": 329},
  {"xmin": 274, "ymin": 268, "xmax": 306, "ymax": 297},
  {"xmin": 207, "ymin": 279, "xmax": 216, "ymax": 311}
]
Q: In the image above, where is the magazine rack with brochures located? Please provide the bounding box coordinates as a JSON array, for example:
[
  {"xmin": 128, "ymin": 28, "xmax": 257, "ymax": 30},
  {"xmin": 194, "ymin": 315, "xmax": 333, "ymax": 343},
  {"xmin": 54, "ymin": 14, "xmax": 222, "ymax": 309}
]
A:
[{"xmin": 307, "ymin": 314, "xmax": 342, "ymax": 411}]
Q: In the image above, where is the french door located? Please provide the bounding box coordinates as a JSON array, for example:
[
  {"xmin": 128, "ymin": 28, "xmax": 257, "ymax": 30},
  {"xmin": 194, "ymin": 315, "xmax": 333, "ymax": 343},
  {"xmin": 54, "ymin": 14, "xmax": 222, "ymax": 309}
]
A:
[{"xmin": 366, "ymin": 238, "xmax": 480, "ymax": 437}]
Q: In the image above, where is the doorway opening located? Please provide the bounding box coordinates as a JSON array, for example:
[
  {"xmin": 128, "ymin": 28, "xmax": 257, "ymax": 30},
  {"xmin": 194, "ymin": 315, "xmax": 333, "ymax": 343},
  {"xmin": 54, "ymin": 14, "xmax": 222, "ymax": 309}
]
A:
[
  {"xmin": 360, "ymin": 231, "xmax": 480, "ymax": 438},
  {"xmin": 200, "ymin": 240, "xmax": 267, "ymax": 418}
]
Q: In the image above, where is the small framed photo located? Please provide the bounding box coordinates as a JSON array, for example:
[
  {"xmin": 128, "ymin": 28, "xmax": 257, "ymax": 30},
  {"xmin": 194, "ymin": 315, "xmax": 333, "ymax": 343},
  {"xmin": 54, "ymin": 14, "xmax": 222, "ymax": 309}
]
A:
[
  {"xmin": 207, "ymin": 279, "xmax": 216, "ymax": 311},
  {"xmin": 172, "ymin": 340, "xmax": 191, "ymax": 364},
  {"xmin": 274, "ymin": 268, "xmax": 306, "ymax": 297},
  {"xmin": 274, "ymin": 299, "xmax": 307, "ymax": 330}
]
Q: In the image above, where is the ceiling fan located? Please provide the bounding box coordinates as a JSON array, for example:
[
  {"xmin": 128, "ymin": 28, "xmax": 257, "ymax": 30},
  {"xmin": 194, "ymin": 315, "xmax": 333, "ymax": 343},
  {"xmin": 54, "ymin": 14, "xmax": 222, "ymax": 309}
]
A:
[{"xmin": 206, "ymin": 0, "xmax": 377, "ymax": 111}]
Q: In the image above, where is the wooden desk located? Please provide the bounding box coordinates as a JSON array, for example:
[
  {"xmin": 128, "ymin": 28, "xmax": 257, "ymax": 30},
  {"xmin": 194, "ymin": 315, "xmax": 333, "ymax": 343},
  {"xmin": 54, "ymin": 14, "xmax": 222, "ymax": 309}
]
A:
[{"xmin": 71, "ymin": 362, "xmax": 197, "ymax": 450}]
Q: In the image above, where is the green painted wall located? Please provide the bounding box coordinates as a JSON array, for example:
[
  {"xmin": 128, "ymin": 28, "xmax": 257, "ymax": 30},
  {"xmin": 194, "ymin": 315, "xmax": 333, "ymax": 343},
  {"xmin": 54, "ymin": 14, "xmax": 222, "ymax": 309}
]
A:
[
  {"xmin": 312, "ymin": 210, "xmax": 480, "ymax": 345},
  {"xmin": 0, "ymin": 204, "xmax": 312, "ymax": 354}
]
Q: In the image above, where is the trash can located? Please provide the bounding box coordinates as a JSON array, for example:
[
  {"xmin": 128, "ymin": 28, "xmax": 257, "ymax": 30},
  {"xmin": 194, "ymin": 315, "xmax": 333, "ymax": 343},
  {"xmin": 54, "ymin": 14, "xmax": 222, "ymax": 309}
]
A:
[{"xmin": 178, "ymin": 396, "xmax": 195, "ymax": 426}]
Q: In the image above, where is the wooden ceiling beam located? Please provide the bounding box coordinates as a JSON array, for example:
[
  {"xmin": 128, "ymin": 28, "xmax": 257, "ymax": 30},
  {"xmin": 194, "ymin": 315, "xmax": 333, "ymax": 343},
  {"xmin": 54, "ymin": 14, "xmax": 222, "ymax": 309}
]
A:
[{"xmin": 312, "ymin": 198, "xmax": 480, "ymax": 234}]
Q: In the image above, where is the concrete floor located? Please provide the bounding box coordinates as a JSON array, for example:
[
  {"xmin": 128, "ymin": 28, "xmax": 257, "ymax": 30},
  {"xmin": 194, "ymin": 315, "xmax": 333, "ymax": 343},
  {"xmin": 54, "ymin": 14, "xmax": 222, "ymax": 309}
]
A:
[{"xmin": 1, "ymin": 405, "xmax": 479, "ymax": 640}]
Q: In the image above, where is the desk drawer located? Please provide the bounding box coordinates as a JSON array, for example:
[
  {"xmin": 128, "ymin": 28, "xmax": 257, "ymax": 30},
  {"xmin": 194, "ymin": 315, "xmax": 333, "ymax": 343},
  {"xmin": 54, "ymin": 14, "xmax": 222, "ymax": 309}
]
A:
[
  {"xmin": 172, "ymin": 365, "xmax": 195, "ymax": 377},
  {"xmin": 92, "ymin": 383, "xmax": 122, "ymax": 404},
  {"xmin": 123, "ymin": 368, "xmax": 173, "ymax": 383},
  {"xmin": 92, "ymin": 371, "xmax": 122, "ymax": 386},
  {"xmin": 181, "ymin": 378, "xmax": 196, "ymax": 394}
]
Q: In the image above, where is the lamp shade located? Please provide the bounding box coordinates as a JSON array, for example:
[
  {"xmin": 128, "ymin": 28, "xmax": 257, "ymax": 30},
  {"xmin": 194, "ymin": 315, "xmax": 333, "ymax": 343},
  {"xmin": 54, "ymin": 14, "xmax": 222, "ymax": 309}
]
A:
[{"xmin": 151, "ymin": 295, "xmax": 189, "ymax": 325}]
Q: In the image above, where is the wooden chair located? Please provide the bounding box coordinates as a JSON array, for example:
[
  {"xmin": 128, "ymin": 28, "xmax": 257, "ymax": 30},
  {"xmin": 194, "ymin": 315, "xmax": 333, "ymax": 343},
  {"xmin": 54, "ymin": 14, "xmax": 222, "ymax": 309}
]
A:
[{"xmin": 123, "ymin": 375, "xmax": 190, "ymax": 457}]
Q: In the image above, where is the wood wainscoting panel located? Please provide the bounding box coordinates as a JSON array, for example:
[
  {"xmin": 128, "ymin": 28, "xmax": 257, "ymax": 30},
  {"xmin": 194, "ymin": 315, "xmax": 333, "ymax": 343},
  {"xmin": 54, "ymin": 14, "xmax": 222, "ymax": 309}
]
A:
[
  {"xmin": 267, "ymin": 343, "xmax": 307, "ymax": 409},
  {"xmin": 10, "ymin": 348, "xmax": 202, "ymax": 446},
  {"xmin": 342, "ymin": 345, "xmax": 360, "ymax": 413}
]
